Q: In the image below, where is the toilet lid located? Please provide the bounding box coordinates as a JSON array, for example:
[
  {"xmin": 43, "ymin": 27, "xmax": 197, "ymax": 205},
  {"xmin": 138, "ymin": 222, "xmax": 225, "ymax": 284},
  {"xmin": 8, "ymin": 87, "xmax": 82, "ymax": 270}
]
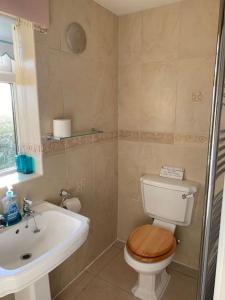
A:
[{"xmin": 127, "ymin": 224, "xmax": 175, "ymax": 258}]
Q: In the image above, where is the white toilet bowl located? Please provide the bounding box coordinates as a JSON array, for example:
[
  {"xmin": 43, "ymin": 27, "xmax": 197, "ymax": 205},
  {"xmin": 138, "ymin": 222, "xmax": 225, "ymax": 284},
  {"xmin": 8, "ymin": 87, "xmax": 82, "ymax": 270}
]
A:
[
  {"xmin": 124, "ymin": 222, "xmax": 176, "ymax": 300},
  {"xmin": 124, "ymin": 246, "xmax": 174, "ymax": 300}
]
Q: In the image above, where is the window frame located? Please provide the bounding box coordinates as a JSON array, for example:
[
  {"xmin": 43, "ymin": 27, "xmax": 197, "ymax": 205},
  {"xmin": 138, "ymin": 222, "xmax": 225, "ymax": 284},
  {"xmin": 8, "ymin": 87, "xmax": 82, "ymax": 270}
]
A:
[{"xmin": 0, "ymin": 75, "xmax": 18, "ymax": 176}]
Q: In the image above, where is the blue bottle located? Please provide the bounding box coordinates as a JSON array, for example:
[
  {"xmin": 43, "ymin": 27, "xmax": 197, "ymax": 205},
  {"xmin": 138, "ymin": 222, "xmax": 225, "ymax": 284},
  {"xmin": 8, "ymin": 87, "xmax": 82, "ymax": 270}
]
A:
[
  {"xmin": 1, "ymin": 186, "xmax": 21, "ymax": 226},
  {"xmin": 16, "ymin": 154, "xmax": 26, "ymax": 173},
  {"xmin": 16, "ymin": 154, "xmax": 34, "ymax": 174},
  {"xmin": 23, "ymin": 155, "xmax": 34, "ymax": 174}
]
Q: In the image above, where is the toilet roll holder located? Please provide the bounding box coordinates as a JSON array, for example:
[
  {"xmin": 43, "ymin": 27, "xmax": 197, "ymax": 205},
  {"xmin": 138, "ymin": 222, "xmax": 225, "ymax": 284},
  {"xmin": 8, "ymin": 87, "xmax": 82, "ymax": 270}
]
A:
[{"xmin": 59, "ymin": 189, "xmax": 73, "ymax": 208}]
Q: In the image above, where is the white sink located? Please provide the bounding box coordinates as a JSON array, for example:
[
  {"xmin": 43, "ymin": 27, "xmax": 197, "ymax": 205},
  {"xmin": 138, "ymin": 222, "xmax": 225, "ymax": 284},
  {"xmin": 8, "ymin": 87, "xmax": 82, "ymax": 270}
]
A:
[{"xmin": 0, "ymin": 201, "xmax": 89, "ymax": 300}]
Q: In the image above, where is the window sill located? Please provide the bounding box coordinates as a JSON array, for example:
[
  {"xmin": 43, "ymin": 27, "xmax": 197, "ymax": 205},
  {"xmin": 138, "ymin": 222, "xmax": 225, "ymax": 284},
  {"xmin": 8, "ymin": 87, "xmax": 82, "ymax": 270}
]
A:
[{"xmin": 0, "ymin": 172, "xmax": 41, "ymax": 189}]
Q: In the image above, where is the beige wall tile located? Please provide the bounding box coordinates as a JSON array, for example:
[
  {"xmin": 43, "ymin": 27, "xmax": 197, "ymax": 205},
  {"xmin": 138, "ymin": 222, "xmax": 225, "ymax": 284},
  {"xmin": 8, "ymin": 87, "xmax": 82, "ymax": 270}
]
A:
[
  {"xmin": 61, "ymin": 54, "xmax": 104, "ymax": 131},
  {"xmin": 176, "ymin": 58, "xmax": 215, "ymax": 135},
  {"xmin": 47, "ymin": 0, "xmax": 62, "ymax": 50},
  {"xmin": 118, "ymin": 64, "xmax": 142, "ymax": 131},
  {"xmin": 92, "ymin": 142, "xmax": 116, "ymax": 225},
  {"xmin": 178, "ymin": 0, "xmax": 219, "ymax": 59},
  {"xmin": 35, "ymin": 44, "xmax": 64, "ymax": 135},
  {"xmin": 118, "ymin": 196, "xmax": 149, "ymax": 242},
  {"xmin": 93, "ymin": 63, "xmax": 117, "ymax": 132},
  {"xmin": 90, "ymin": 2, "xmax": 118, "ymax": 65},
  {"xmin": 61, "ymin": 52, "xmax": 117, "ymax": 132},
  {"xmin": 140, "ymin": 143, "xmax": 207, "ymax": 182},
  {"xmin": 142, "ymin": 3, "xmax": 180, "ymax": 62},
  {"xmin": 119, "ymin": 13, "xmax": 142, "ymax": 66},
  {"xmin": 140, "ymin": 61, "xmax": 177, "ymax": 132}
]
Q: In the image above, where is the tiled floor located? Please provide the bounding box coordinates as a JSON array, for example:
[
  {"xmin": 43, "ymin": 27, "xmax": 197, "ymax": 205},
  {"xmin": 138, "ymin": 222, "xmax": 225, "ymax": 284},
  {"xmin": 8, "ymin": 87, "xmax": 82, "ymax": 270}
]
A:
[{"xmin": 55, "ymin": 241, "xmax": 197, "ymax": 300}]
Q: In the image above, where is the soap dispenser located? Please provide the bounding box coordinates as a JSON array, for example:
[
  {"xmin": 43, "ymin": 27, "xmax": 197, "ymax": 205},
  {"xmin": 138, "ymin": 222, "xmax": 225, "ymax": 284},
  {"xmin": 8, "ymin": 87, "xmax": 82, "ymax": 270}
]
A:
[{"xmin": 1, "ymin": 186, "xmax": 21, "ymax": 226}]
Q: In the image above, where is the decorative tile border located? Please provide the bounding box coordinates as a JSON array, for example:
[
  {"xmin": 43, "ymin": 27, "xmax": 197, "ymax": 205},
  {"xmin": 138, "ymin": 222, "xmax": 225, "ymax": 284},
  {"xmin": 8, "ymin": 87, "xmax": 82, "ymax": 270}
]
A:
[
  {"xmin": 20, "ymin": 130, "xmax": 208, "ymax": 156},
  {"xmin": 42, "ymin": 139, "xmax": 65, "ymax": 155},
  {"xmin": 118, "ymin": 130, "xmax": 208, "ymax": 145},
  {"xmin": 141, "ymin": 131, "xmax": 174, "ymax": 144},
  {"xmin": 118, "ymin": 130, "xmax": 140, "ymax": 141},
  {"xmin": 174, "ymin": 134, "xmax": 208, "ymax": 144},
  {"xmin": 42, "ymin": 131, "xmax": 117, "ymax": 155}
]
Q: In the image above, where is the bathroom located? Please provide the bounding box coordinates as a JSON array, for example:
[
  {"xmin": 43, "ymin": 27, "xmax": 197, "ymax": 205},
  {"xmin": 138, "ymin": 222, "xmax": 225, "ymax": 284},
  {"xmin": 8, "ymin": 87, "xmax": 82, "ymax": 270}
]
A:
[{"xmin": 0, "ymin": 0, "xmax": 224, "ymax": 299}]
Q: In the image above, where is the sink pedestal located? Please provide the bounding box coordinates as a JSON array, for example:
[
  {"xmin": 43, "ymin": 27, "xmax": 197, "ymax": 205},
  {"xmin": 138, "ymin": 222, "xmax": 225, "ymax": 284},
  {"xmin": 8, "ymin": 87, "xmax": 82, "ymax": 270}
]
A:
[{"xmin": 15, "ymin": 274, "xmax": 51, "ymax": 300}]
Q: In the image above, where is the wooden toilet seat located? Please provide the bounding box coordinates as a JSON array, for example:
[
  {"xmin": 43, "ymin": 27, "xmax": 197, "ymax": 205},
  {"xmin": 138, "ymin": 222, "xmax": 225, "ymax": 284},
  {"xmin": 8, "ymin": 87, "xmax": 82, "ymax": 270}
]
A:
[{"xmin": 126, "ymin": 224, "xmax": 177, "ymax": 263}]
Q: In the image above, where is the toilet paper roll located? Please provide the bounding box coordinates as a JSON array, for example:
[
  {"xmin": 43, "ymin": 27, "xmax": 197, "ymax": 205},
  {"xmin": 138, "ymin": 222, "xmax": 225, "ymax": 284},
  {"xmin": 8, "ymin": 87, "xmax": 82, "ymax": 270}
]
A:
[
  {"xmin": 63, "ymin": 197, "xmax": 81, "ymax": 213},
  {"xmin": 53, "ymin": 119, "xmax": 71, "ymax": 138}
]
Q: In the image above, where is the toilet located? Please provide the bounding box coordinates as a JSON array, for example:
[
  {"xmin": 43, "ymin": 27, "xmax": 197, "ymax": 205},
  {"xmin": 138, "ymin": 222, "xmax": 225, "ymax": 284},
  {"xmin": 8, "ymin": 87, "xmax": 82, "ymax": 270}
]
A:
[{"xmin": 124, "ymin": 174, "xmax": 198, "ymax": 300}]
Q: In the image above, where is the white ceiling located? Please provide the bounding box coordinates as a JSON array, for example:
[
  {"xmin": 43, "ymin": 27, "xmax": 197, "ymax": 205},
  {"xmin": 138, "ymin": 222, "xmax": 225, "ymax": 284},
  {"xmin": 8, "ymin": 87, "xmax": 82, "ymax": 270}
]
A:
[{"xmin": 94, "ymin": 0, "xmax": 182, "ymax": 15}]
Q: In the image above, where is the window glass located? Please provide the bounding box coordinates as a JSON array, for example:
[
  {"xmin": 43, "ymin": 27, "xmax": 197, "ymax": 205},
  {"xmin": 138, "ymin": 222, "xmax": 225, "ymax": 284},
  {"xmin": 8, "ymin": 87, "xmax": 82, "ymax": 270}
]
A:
[
  {"xmin": 0, "ymin": 55, "xmax": 12, "ymax": 73},
  {"xmin": 0, "ymin": 82, "xmax": 17, "ymax": 171}
]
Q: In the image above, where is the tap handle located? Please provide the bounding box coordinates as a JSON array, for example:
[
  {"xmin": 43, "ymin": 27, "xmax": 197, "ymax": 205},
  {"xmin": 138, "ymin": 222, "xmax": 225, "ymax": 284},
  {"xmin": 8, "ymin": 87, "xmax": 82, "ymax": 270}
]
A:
[
  {"xmin": 23, "ymin": 198, "xmax": 32, "ymax": 212},
  {"xmin": 0, "ymin": 215, "xmax": 4, "ymax": 223},
  {"xmin": 60, "ymin": 189, "xmax": 72, "ymax": 198},
  {"xmin": 23, "ymin": 198, "xmax": 32, "ymax": 205}
]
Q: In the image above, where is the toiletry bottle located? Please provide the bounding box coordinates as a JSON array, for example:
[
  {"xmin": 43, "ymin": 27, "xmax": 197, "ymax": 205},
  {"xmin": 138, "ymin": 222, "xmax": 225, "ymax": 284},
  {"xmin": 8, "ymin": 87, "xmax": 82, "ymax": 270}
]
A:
[{"xmin": 1, "ymin": 186, "xmax": 21, "ymax": 226}]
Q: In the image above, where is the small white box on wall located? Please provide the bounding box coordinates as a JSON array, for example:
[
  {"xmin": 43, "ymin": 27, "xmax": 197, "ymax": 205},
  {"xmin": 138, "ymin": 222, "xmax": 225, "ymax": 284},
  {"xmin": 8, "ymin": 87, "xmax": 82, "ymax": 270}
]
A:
[{"xmin": 160, "ymin": 166, "xmax": 185, "ymax": 181}]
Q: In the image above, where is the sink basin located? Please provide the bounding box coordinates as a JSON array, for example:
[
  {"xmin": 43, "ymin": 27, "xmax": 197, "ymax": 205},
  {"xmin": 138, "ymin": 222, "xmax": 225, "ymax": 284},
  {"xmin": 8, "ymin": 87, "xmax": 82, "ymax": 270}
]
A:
[{"xmin": 0, "ymin": 201, "xmax": 89, "ymax": 299}]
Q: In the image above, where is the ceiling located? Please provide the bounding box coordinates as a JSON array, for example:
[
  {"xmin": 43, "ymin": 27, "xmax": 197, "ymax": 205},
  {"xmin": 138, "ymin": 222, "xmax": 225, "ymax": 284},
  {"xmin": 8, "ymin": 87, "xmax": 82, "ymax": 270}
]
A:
[{"xmin": 94, "ymin": 0, "xmax": 182, "ymax": 15}]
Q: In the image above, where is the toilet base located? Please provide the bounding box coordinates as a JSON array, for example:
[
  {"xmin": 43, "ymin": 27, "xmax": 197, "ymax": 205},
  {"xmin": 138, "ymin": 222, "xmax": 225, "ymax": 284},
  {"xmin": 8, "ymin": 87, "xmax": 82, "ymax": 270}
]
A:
[{"xmin": 132, "ymin": 269, "xmax": 171, "ymax": 300}]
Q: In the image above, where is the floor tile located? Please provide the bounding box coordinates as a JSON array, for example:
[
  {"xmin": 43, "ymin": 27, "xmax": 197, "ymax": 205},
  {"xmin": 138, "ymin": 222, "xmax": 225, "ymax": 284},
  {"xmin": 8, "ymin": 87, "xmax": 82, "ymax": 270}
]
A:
[
  {"xmin": 168, "ymin": 262, "xmax": 198, "ymax": 279},
  {"xmin": 87, "ymin": 244, "xmax": 122, "ymax": 275},
  {"xmin": 98, "ymin": 251, "xmax": 138, "ymax": 292},
  {"xmin": 163, "ymin": 270, "xmax": 197, "ymax": 300},
  {"xmin": 77, "ymin": 277, "xmax": 138, "ymax": 300},
  {"xmin": 0, "ymin": 295, "xmax": 14, "ymax": 300},
  {"xmin": 55, "ymin": 272, "xmax": 94, "ymax": 300},
  {"xmin": 55, "ymin": 243, "xmax": 198, "ymax": 300}
]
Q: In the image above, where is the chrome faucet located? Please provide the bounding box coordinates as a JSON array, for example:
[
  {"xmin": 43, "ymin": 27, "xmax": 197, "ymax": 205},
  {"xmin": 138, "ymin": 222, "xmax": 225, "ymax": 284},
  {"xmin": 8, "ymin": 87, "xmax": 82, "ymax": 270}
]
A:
[
  {"xmin": 22, "ymin": 198, "xmax": 34, "ymax": 217},
  {"xmin": 0, "ymin": 215, "xmax": 5, "ymax": 232},
  {"xmin": 22, "ymin": 198, "xmax": 40, "ymax": 233},
  {"xmin": 60, "ymin": 189, "xmax": 72, "ymax": 208}
]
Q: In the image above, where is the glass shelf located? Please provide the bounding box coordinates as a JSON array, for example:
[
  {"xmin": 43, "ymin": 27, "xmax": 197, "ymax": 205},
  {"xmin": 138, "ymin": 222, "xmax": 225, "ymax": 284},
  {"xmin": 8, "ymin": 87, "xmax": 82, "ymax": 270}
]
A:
[{"xmin": 47, "ymin": 128, "xmax": 103, "ymax": 141}]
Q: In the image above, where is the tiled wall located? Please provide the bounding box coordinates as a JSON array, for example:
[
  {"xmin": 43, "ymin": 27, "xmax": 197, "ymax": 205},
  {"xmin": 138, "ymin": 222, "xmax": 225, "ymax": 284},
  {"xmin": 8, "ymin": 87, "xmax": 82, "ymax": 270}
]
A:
[
  {"xmin": 117, "ymin": 0, "xmax": 219, "ymax": 269},
  {"xmin": 1, "ymin": 0, "xmax": 118, "ymax": 299},
  {"xmin": 0, "ymin": 1, "xmax": 221, "ymax": 299}
]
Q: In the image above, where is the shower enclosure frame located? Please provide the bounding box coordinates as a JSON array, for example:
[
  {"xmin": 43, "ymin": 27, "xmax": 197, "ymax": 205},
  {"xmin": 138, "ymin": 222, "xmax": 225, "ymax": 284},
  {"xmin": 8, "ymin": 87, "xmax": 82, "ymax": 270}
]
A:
[{"xmin": 198, "ymin": 0, "xmax": 225, "ymax": 299}]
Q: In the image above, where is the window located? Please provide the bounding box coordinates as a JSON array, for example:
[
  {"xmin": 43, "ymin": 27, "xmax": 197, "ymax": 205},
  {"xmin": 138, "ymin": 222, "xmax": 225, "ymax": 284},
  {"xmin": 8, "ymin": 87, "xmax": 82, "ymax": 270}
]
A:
[
  {"xmin": 0, "ymin": 16, "xmax": 17, "ymax": 175},
  {"xmin": 0, "ymin": 82, "xmax": 17, "ymax": 172},
  {"xmin": 0, "ymin": 16, "xmax": 43, "ymax": 187}
]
